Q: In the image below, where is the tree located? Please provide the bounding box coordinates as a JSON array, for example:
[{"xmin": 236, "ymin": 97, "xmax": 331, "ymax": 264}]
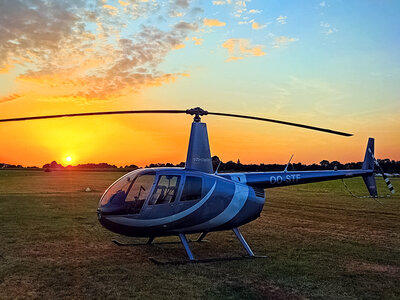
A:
[{"xmin": 320, "ymin": 160, "xmax": 330, "ymax": 168}]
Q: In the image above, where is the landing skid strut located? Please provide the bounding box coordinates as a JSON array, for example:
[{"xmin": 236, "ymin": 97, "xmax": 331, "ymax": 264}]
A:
[
  {"xmin": 113, "ymin": 227, "xmax": 266, "ymax": 264},
  {"xmin": 151, "ymin": 227, "xmax": 266, "ymax": 265}
]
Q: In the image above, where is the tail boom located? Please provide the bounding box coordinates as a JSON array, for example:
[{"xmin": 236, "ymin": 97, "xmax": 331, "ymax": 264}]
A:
[
  {"xmin": 222, "ymin": 169, "xmax": 373, "ymax": 189},
  {"xmin": 221, "ymin": 138, "xmax": 380, "ymax": 197}
]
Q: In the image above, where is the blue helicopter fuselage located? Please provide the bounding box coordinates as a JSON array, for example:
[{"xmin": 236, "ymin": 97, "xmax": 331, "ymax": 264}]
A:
[
  {"xmin": 97, "ymin": 168, "xmax": 265, "ymax": 237},
  {"xmin": 97, "ymin": 166, "xmax": 374, "ymax": 237}
]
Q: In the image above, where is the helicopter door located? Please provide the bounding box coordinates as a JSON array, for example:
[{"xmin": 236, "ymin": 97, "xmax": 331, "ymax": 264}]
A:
[
  {"xmin": 141, "ymin": 175, "xmax": 182, "ymax": 218},
  {"xmin": 180, "ymin": 176, "xmax": 203, "ymax": 201},
  {"xmin": 148, "ymin": 175, "xmax": 181, "ymax": 205}
]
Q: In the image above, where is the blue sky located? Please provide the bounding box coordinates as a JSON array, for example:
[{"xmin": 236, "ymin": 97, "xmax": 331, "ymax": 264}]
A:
[{"xmin": 0, "ymin": 0, "xmax": 399, "ymax": 166}]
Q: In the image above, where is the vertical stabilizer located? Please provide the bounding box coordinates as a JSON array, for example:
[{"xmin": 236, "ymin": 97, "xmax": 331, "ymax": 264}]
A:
[
  {"xmin": 362, "ymin": 137, "xmax": 374, "ymax": 170},
  {"xmin": 362, "ymin": 138, "xmax": 377, "ymax": 197},
  {"xmin": 185, "ymin": 122, "xmax": 213, "ymax": 173}
]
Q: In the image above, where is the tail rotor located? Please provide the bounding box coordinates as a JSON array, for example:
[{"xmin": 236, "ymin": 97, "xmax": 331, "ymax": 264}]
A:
[
  {"xmin": 344, "ymin": 138, "xmax": 395, "ymax": 199},
  {"xmin": 368, "ymin": 148, "xmax": 396, "ymax": 195}
]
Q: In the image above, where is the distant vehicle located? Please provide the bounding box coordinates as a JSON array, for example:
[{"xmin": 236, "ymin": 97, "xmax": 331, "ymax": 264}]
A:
[{"xmin": 0, "ymin": 107, "xmax": 394, "ymax": 263}]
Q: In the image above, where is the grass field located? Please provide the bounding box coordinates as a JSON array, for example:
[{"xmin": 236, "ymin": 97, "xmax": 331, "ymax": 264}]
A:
[{"xmin": 0, "ymin": 170, "xmax": 399, "ymax": 299}]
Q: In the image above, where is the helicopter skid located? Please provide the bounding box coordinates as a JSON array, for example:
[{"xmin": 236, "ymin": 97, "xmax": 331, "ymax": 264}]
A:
[
  {"xmin": 149, "ymin": 255, "xmax": 267, "ymax": 265},
  {"xmin": 111, "ymin": 236, "xmax": 209, "ymax": 247}
]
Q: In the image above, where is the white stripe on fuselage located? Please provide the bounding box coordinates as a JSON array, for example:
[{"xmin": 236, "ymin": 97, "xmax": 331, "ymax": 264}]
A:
[{"xmin": 181, "ymin": 182, "xmax": 249, "ymax": 232}]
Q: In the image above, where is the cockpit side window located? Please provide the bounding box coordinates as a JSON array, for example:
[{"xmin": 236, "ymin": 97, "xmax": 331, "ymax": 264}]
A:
[
  {"xmin": 148, "ymin": 175, "xmax": 181, "ymax": 205},
  {"xmin": 181, "ymin": 176, "xmax": 202, "ymax": 201}
]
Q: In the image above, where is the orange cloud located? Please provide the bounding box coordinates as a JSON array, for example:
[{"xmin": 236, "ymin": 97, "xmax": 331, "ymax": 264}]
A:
[
  {"xmin": 103, "ymin": 4, "xmax": 118, "ymax": 16},
  {"xmin": 0, "ymin": 64, "xmax": 14, "ymax": 74},
  {"xmin": 203, "ymin": 18, "xmax": 226, "ymax": 27},
  {"xmin": 0, "ymin": 1, "xmax": 200, "ymax": 103},
  {"xmin": 0, "ymin": 93, "xmax": 21, "ymax": 103},
  {"xmin": 173, "ymin": 43, "xmax": 185, "ymax": 50},
  {"xmin": 226, "ymin": 56, "xmax": 243, "ymax": 62},
  {"xmin": 118, "ymin": 0, "xmax": 129, "ymax": 6},
  {"xmin": 222, "ymin": 38, "xmax": 266, "ymax": 62},
  {"xmin": 251, "ymin": 22, "xmax": 265, "ymax": 30},
  {"xmin": 251, "ymin": 47, "xmax": 265, "ymax": 56},
  {"xmin": 192, "ymin": 37, "xmax": 203, "ymax": 45},
  {"xmin": 13, "ymin": 70, "xmax": 190, "ymax": 101}
]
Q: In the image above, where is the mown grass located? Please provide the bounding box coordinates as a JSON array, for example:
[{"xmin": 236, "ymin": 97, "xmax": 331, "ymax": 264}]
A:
[{"xmin": 0, "ymin": 170, "xmax": 399, "ymax": 299}]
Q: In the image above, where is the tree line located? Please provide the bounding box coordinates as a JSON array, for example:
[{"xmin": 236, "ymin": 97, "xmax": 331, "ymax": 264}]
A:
[{"xmin": 1, "ymin": 157, "xmax": 399, "ymax": 173}]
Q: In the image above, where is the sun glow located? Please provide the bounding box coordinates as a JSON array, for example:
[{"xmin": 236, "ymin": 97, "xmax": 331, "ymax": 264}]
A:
[{"xmin": 65, "ymin": 156, "xmax": 72, "ymax": 163}]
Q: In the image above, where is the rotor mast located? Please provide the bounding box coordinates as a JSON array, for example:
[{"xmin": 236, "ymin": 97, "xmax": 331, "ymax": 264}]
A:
[{"xmin": 185, "ymin": 107, "xmax": 213, "ymax": 173}]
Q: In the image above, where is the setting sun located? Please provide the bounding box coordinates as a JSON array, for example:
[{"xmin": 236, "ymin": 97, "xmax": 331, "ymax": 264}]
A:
[{"xmin": 65, "ymin": 156, "xmax": 72, "ymax": 163}]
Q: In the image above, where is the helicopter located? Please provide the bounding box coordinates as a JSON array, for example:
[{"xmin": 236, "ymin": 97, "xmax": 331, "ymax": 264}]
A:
[{"xmin": 0, "ymin": 107, "xmax": 395, "ymax": 264}]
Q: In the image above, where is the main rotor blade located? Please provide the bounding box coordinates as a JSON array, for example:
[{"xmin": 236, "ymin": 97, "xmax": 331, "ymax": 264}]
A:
[
  {"xmin": 0, "ymin": 107, "xmax": 353, "ymax": 136},
  {"xmin": 0, "ymin": 110, "xmax": 187, "ymax": 123},
  {"xmin": 207, "ymin": 111, "xmax": 353, "ymax": 137}
]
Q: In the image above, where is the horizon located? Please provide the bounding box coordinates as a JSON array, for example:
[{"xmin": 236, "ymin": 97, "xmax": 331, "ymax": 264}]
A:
[
  {"xmin": 2, "ymin": 156, "xmax": 399, "ymax": 169},
  {"xmin": 1, "ymin": 1, "xmax": 399, "ymax": 166}
]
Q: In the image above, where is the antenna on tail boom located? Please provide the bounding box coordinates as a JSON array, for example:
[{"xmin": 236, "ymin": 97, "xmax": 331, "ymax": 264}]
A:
[{"xmin": 284, "ymin": 154, "xmax": 294, "ymax": 172}]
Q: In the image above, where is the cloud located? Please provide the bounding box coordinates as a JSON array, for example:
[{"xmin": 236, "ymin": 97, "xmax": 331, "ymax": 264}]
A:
[
  {"xmin": 192, "ymin": 37, "xmax": 204, "ymax": 45},
  {"xmin": 0, "ymin": 64, "xmax": 14, "ymax": 74},
  {"xmin": 226, "ymin": 56, "xmax": 243, "ymax": 62},
  {"xmin": 173, "ymin": 43, "xmax": 185, "ymax": 50},
  {"xmin": 0, "ymin": 0, "xmax": 200, "ymax": 102},
  {"xmin": 169, "ymin": 10, "xmax": 184, "ymax": 17},
  {"xmin": 320, "ymin": 22, "xmax": 338, "ymax": 35},
  {"xmin": 273, "ymin": 36, "xmax": 299, "ymax": 48},
  {"xmin": 232, "ymin": 0, "xmax": 251, "ymax": 18},
  {"xmin": 103, "ymin": 4, "xmax": 118, "ymax": 16},
  {"xmin": 276, "ymin": 15, "xmax": 287, "ymax": 24},
  {"xmin": 251, "ymin": 21, "xmax": 266, "ymax": 30},
  {"xmin": 174, "ymin": 21, "xmax": 198, "ymax": 31},
  {"xmin": 0, "ymin": 0, "xmax": 80, "ymax": 70},
  {"xmin": 203, "ymin": 18, "xmax": 226, "ymax": 27},
  {"xmin": 320, "ymin": 1, "xmax": 326, "ymax": 7},
  {"xmin": 212, "ymin": 1, "xmax": 227, "ymax": 4},
  {"xmin": 118, "ymin": 0, "xmax": 129, "ymax": 7},
  {"xmin": 0, "ymin": 93, "xmax": 21, "ymax": 103},
  {"xmin": 211, "ymin": 0, "xmax": 251, "ymax": 21},
  {"xmin": 222, "ymin": 38, "xmax": 266, "ymax": 62},
  {"xmin": 172, "ymin": 0, "xmax": 191, "ymax": 9}
]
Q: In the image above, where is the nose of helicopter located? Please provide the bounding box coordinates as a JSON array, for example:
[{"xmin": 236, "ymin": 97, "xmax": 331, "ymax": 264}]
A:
[
  {"xmin": 96, "ymin": 206, "xmax": 116, "ymax": 235},
  {"xmin": 96, "ymin": 204, "xmax": 108, "ymax": 222},
  {"xmin": 97, "ymin": 208, "xmax": 102, "ymax": 221}
]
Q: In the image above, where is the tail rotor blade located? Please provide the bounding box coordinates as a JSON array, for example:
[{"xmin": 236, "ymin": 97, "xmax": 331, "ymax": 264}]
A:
[{"xmin": 368, "ymin": 148, "xmax": 396, "ymax": 194}]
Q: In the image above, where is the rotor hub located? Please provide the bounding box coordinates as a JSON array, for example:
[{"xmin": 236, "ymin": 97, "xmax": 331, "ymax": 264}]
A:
[{"xmin": 186, "ymin": 107, "xmax": 208, "ymax": 122}]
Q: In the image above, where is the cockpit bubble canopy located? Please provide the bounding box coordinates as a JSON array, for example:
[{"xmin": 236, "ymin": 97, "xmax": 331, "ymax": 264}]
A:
[{"xmin": 99, "ymin": 169, "xmax": 155, "ymax": 214}]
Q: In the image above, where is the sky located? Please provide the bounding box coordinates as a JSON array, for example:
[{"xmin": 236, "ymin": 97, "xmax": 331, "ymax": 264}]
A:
[{"xmin": 0, "ymin": 0, "xmax": 399, "ymax": 167}]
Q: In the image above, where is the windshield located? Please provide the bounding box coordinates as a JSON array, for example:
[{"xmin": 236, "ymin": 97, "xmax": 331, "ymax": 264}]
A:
[
  {"xmin": 124, "ymin": 174, "xmax": 155, "ymax": 214},
  {"xmin": 99, "ymin": 170, "xmax": 155, "ymax": 214},
  {"xmin": 100, "ymin": 173, "xmax": 133, "ymax": 206}
]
